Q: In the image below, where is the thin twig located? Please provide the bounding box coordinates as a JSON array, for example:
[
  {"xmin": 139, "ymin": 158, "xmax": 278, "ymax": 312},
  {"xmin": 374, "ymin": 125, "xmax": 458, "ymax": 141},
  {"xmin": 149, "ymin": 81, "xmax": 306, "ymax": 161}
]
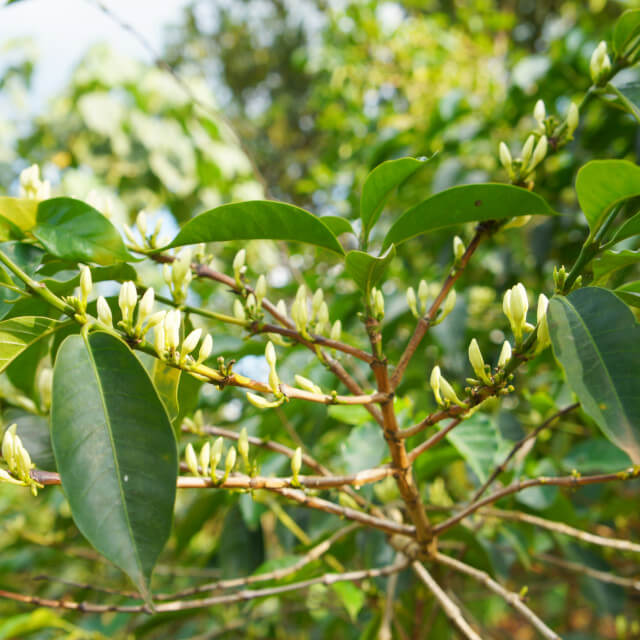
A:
[
  {"xmin": 435, "ymin": 552, "xmax": 561, "ymax": 640},
  {"xmin": 411, "ymin": 562, "xmax": 482, "ymax": 640},
  {"xmin": 407, "ymin": 418, "xmax": 462, "ymax": 463}
]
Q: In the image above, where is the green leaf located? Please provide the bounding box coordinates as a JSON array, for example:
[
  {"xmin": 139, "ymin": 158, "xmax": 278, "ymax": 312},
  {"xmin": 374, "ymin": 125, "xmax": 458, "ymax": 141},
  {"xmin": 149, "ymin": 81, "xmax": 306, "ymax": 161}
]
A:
[
  {"xmin": 611, "ymin": 209, "xmax": 640, "ymax": 244},
  {"xmin": 168, "ymin": 201, "xmax": 344, "ymax": 255},
  {"xmin": 445, "ymin": 414, "xmax": 502, "ymax": 483},
  {"xmin": 340, "ymin": 423, "xmax": 386, "ymax": 474},
  {"xmin": 592, "ymin": 249, "xmax": 640, "ymax": 283},
  {"xmin": 344, "ymin": 244, "xmax": 395, "ymax": 292},
  {"xmin": 40, "ymin": 263, "xmax": 137, "ymax": 296},
  {"xmin": 32, "ymin": 198, "xmax": 133, "ymax": 265},
  {"xmin": 575, "ymin": 160, "xmax": 640, "ymax": 235},
  {"xmin": 613, "ymin": 84, "xmax": 640, "ymax": 120},
  {"xmin": 548, "ymin": 287, "xmax": 640, "ymax": 464},
  {"xmin": 150, "ymin": 359, "xmax": 181, "ymax": 424},
  {"xmin": 2, "ymin": 412, "xmax": 56, "ymax": 472},
  {"xmin": 563, "ymin": 439, "xmax": 632, "ymax": 474},
  {"xmin": 383, "ymin": 183, "xmax": 554, "ymax": 249},
  {"xmin": 0, "ymin": 197, "xmax": 38, "ymax": 241},
  {"xmin": 360, "ymin": 157, "xmax": 427, "ymax": 238},
  {"xmin": 51, "ymin": 332, "xmax": 177, "ymax": 602},
  {"xmin": 0, "ymin": 316, "xmax": 64, "ymax": 372},
  {"xmin": 331, "ymin": 581, "xmax": 365, "ymax": 622},
  {"xmin": 320, "ymin": 215, "xmax": 354, "ymax": 237},
  {"xmin": 613, "ymin": 9, "xmax": 640, "ymax": 56},
  {"xmin": 614, "ymin": 280, "xmax": 640, "ymax": 307}
]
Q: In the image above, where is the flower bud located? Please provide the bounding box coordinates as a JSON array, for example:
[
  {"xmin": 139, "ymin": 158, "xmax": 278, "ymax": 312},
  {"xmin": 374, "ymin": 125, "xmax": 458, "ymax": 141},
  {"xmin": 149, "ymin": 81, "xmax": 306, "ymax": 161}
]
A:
[
  {"xmin": 590, "ymin": 41, "xmax": 611, "ymax": 84},
  {"xmin": 417, "ymin": 280, "xmax": 429, "ymax": 313},
  {"xmin": 210, "ymin": 437, "xmax": 223, "ymax": 479},
  {"xmin": 16, "ymin": 442, "xmax": 32, "ymax": 479},
  {"xmin": 430, "ymin": 366, "xmax": 444, "ymax": 406},
  {"xmin": 503, "ymin": 283, "xmax": 529, "ymax": 343},
  {"xmin": 295, "ymin": 374, "xmax": 322, "ymax": 394},
  {"xmin": 567, "ymin": 102, "xmax": 579, "ymax": 135},
  {"xmin": 374, "ymin": 288, "xmax": 385, "ymax": 318},
  {"xmin": 533, "ymin": 99, "xmax": 546, "ymax": 126},
  {"xmin": 79, "ymin": 265, "xmax": 92, "ymax": 307},
  {"xmin": 163, "ymin": 264, "xmax": 172, "ymax": 286},
  {"xmin": 453, "ymin": 236, "xmax": 465, "ymax": 262},
  {"xmin": 529, "ymin": 135, "xmax": 548, "ymax": 171},
  {"xmin": 439, "ymin": 374, "xmax": 466, "ymax": 407},
  {"xmin": 233, "ymin": 249, "xmax": 246, "ymax": 283},
  {"xmin": 468, "ymin": 338, "xmax": 491, "ymax": 384},
  {"xmin": 311, "ymin": 288, "xmax": 324, "ymax": 319},
  {"xmin": 291, "ymin": 446, "xmax": 302, "ymax": 480},
  {"xmin": 144, "ymin": 310, "xmax": 166, "ymax": 330},
  {"xmin": 238, "ymin": 427, "xmax": 249, "ymax": 465},
  {"xmin": 233, "ymin": 299, "xmax": 246, "ymax": 322},
  {"xmin": 136, "ymin": 287, "xmax": 154, "ymax": 330},
  {"xmin": 441, "ymin": 289, "xmax": 456, "ymax": 319},
  {"xmin": 38, "ymin": 368, "xmax": 53, "ymax": 411},
  {"xmin": 246, "ymin": 391, "xmax": 282, "ymax": 409},
  {"xmin": 497, "ymin": 340, "xmax": 512, "ymax": 368},
  {"xmin": 536, "ymin": 293, "xmax": 551, "ymax": 351},
  {"xmin": 197, "ymin": 334, "xmax": 213, "ymax": 364},
  {"xmin": 199, "ymin": 441, "xmax": 210, "ymax": 476},
  {"xmin": 330, "ymin": 319, "xmax": 342, "ymax": 342},
  {"xmin": 97, "ymin": 296, "xmax": 113, "ymax": 328},
  {"xmin": 255, "ymin": 275, "xmax": 267, "ymax": 306},
  {"xmin": 1, "ymin": 424, "xmax": 17, "ymax": 469},
  {"xmin": 164, "ymin": 309, "xmax": 181, "ymax": 351},
  {"xmin": 154, "ymin": 324, "xmax": 166, "ymax": 357},
  {"xmin": 521, "ymin": 134, "xmax": 535, "ymax": 168},
  {"xmin": 291, "ymin": 293, "xmax": 308, "ymax": 333},
  {"xmin": 316, "ymin": 301, "xmax": 329, "ymax": 330},
  {"xmin": 499, "ymin": 142, "xmax": 513, "ymax": 174},
  {"xmin": 118, "ymin": 281, "xmax": 137, "ymax": 326},
  {"xmin": 276, "ymin": 300, "xmax": 288, "ymax": 319},
  {"xmin": 406, "ymin": 287, "xmax": 418, "ymax": 318},
  {"xmin": 136, "ymin": 210, "xmax": 148, "ymax": 238},
  {"xmin": 265, "ymin": 341, "xmax": 277, "ymax": 369},
  {"xmin": 181, "ymin": 328, "xmax": 202, "ymax": 363},
  {"xmin": 185, "ymin": 443, "xmax": 199, "ymax": 476},
  {"xmin": 225, "ymin": 446, "xmax": 237, "ymax": 475},
  {"xmin": 246, "ymin": 293, "xmax": 257, "ymax": 314}
]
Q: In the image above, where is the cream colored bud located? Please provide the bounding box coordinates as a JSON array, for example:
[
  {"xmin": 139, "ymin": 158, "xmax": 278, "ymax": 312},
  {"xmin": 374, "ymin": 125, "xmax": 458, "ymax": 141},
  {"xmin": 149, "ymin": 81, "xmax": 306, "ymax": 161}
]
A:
[
  {"xmin": 123, "ymin": 224, "xmax": 138, "ymax": 246},
  {"xmin": 210, "ymin": 437, "xmax": 223, "ymax": 477},
  {"xmin": 233, "ymin": 299, "xmax": 246, "ymax": 322},
  {"xmin": 246, "ymin": 391, "xmax": 281, "ymax": 409},
  {"xmin": 498, "ymin": 340, "xmax": 512, "ymax": 368},
  {"xmin": 79, "ymin": 265, "xmax": 92, "ymax": 305},
  {"xmin": 0, "ymin": 468, "xmax": 23, "ymax": 486},
  {"xmin": 246, "ymin": 293, "xmax": 257, "ymax": 314},
  {"xmin": 311, "ymin": 288, "xmax": 324, "ymax": 318},
  {"xmin": 530, "ymin": 135, "xmax": 548, "ymax": 170},
  {"xmin": 276, "ymin": 300, "xmax": 288, "ymax": 319},
  {"xmin": 16, "ymin": 443, "xmax": 32, "ymax": 478},
  {"xmin": 499, "ymin": 142, "xmax": 512, "ymax": 172},
  {"xmin": 317, "ymin": 301, "xmax": 329, "ymax": 326},
  {"xmin": 330, "ymin": 319, "xmax": 342, "ymax": 342},
  {"xmin": 521, "ymin": 134, "xmax": 535, "ymax": 168},
  {"xmin": 567, "ymin": 102, "xmax": 579, "ymax": 135},
  {"xmin": 417, "ymin": 280, "xmax": 429, "ymax": 312},
  {"xmin": 430, "ymin": 366, "xmax": 444, "ymax": 406},
  {"xmin": 164, "ymin": 309, "xmax": 181, "ymax": 351},
  {"xmin": 453, "ymin": 236, "xmax": 465, "ymax": 262},
  {"xmin": 511, "ymin": 283, "xmax": 529, "ymax": 325},
  {"xmin": 185, "ymin": 443, "xmax": 199, "ymax": 476},
  {"xmin": 197, "ymin": 334, "xmax": 213, "ymax": 364},
  {"xmin": 225, "ymin": 446, "xmax": 237, "ymax": 475},
  {"xmin": 173, "ymin": 248, "xmax": 192, "ymax": 287},
  {"xmin": 406, "ymin": 286, "xmax": 418, "ymax": 318},
  {"xmin": 144, "ymin": 310, "xmax": 166, "ymax": 329},
  {"xmin": 536, "ymin": 293, "xmax": 551, "ymax": 350},
  {"xmin": 295, "ymin": 374, "xmax": 322, "ymax": 395},
  {"xmin": 291, "ymin": 296, "xmax": 308, "ymax": 332},
  {"xmin": 291, "ymin": 447, "xmax": 302, "ymax": 479},
  {"xmin": 163, "ymin": 264, "xmax": 172, "ymax": 286},
  {"xmin": 374, "ymin": 289, "xmax": 385, "ymax": 318},
  {"xmin": 441, "ymin": 289, "xmax": 456, "ymax": 318},
  {"xmin": 181, "ymin": 328, "xmax": 202, "ymax": 362},
  {"xmin": 238, "ymin": 427, "xmax": 249, "ymax": 463},
  {"xmin": 268, "ymin": 369, "xmax": 280, "ymax": 396},
  {"xmin": 255, "ymin": 275, "xmax": 267, "ymax": 306},
  {"xmin": 439, "ymin": 375, "xmax": 466, "ymax": 407},
  {"xmin": 265, "ymin": 341, "xmax": 277, "ymax": 369},
  {"xmin": 136, "ymin": 210, "xmax": 148, "ymax": 237},
  {"xmin": 199, "ymin": 442, "xmax": 210, "ymax": 476},
  {"xmin": 139, "ymin": 288, "xmax": 154, "ymax": 319},
  {"xmin": 154, "ymin": 325, "xmax": 166, "ymax": 357},
  {"xmin": 1, "ymin": 425, "xmax": 16, "ymax": 468},
  {"xmin": 233, "ymin": 249, "xmax": 246, "ymax": 280},
  {"xmin": 590, "ymin": 41, "xmax": 611, "ymax": 83},
  {"xmin": 97, "ymin": 296, "xmax": 113, "ymax": 328},
  {"xmin": 118, "ymin": 281, "xmax": 137, "ymax": 325},
  {"xmin": 468, "ymin": 338, "xmax": 491, "ymax": 384},
  {"xmin": 533, "ymin": 99, "xmax": 546, "ymax": 126},
  {"xmin": 38, "ymin": 368, "xmax": 53, "ymax": 410}
]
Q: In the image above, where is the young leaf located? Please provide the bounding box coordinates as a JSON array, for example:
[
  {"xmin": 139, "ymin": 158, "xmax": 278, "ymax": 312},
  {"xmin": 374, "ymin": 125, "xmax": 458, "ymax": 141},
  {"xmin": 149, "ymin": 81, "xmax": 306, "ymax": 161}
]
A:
[
  {"xmin": 614, "ymin": 280, "xmax": 640, "ymax": 308},
  {"xmin": 610, "ymin": 208, "xmax": 640, "ymax": 244},
  {"xmin": 167, "ymin": 201, "xmax": 344, "ymax": 255},
  {"xmin": 360, "ymin": 157, "xmax": 427, "ymax": 239},
  {"xmin": 613, "ymin": 9, "xmax": 640, "ymax": 56},
  {"xmin": 548, "ymin": 287, "xmax": 640, "ymax": 464},
  {"xmin": 575, "ymin": 160, "xmax": 640, "ymax": 236},
  {"xmin": 33, "ymin": 198, "xmax": 133, "ymax": 265},
  {"xmin": 592, "ymin": 248, "xmax": 640, "ymax": 283},
  {"xmin": 382, "ymin": 183, "xmax": 554, "ymax": 249},
  {"xmin": 51, "ymin": 332, "xmax": 178, "ymax": 603},
  {"xmin": 344, "ymin": 244, "xmax": 395, "ymax": 292},
  {"xmin": 0, "ymin": 197, "xmax": 38, "ymax": 241},
  {"xmin": 319, "ymin": 215, "xmax": 354, "ymax": 237},
  {"xmin": 0, "ymin": 316, "xmax": 64, "ymax": 372}
]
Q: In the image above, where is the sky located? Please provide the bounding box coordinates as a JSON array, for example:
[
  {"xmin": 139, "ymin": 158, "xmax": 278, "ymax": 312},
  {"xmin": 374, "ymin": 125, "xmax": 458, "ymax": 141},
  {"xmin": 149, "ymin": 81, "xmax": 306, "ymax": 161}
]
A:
[{"xmin": 1, "ymin": 0, "xmax": 192, "ymax": 107}]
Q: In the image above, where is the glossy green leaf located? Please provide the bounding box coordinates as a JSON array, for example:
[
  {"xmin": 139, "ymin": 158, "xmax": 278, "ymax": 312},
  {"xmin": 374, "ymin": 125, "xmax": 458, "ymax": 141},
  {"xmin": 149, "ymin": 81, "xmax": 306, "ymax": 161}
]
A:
[
  {"xmin": 383, "ymin": 183, "xmax": 554, "ymax": 249},
  {"xmin": 611, "ymin": 209, "xmax": 640, "ymax": 244},
  {"xmin": 614, "ymin": 280, "xmax": 640, "ymax": 307},
  {"xmin": 548, "ymin": 287, "xmax": 640, "ymax": 464},
  {"xmin": 32, "ymin": 198, "xmax": 133, "ymax": 265},
  {"xmin": 331, "ymin": 581, "xmax": 365, "ymax": 622},
  {"xmin": 51, "ymin": 332, "xmax": 178, "ymax": 602},
  {"xmin": 445, "ymin": 414, "xmax": 503, "ymax": 483},
  {"xmin": 360, "ymin": 156, "xmax": 427, "ymax": 238},
  {"xmin": 613, "ymin": 9, "xmax": 640, "ymax": 56},
  {"xmin": 0, "ymin": 316, "xmax": 63, "ymax": 372},
  {"xmin": 0, "ymin": 197, "xmax": 38, "ymax": 241},
  {"xmin": 41, "ymin": 263, "xmax": 137, "ymax": 296},
  {"xmin": 168, "ymin": 200, "xmax": 344, "ymax": 255},
  {"xmin": 344, "ymin": 244, "xmax": 395, "ymax": 292},
  {"xmin": 151, "ymin": 359, "xmax": 181, "ymax": 423},
  {"xmin": 592, "ymin": 249, "xmax": 640, "ymax": 283},
  {"xmin": 320, "ymin": 215, "xmax": 354, "ymax": 237},
  {"xmin": 563, "ymin": 439, "xmax": 632, "ymax": 474},
  {"xmin": 575, "ymin": 160, "xmax": 640, "ymax": 235}
]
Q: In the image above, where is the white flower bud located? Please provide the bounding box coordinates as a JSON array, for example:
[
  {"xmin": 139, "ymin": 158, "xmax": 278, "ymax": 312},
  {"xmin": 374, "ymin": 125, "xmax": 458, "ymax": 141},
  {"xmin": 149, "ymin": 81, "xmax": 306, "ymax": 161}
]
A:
[
  {"xmin": 238, "ymin": 427, "xmax": 249, "ymax": 464},
  {"xmin": 374, "ymin": 288, "xmax": 385, "ymax": 318},
  {"xmin": 453, "ymin": 236, "xmax": 465, "ymax": 262},
  {"xmin": 503, "ymin": 283, "xmax": 529, "ymax": 343},
  {"xmin": 246, "ymin": 293, "xmax": 257, "ymax": 314},
  {"xmin": 1, "ymin": 425, "xmax": 17, "ymax": 469},
  {"xmin": 497, "ymin": 340, "xmax": 512, "ymax": 368},
  {"xmin": 118, "ymin": 281, "xmax": 137, "ymax": 326},
  {"xmin": 123, "ymin": 224, "xmax": 138, "ymax": 246},
  {"xmin": 536, "ymin": 293, "xmax": 551, "ymax": 351},
  {"xmin": 529, "ymin": 135, "xmax": 548, "ymax": 170},
  {"xmin": 521, "ymin": 134, "xmax": 535, "ymax": 168},
  {"xmin": 136, "ymin": 210, "xmax": 148, "ymax": 237},
  {"xmin": 181, "ymin": 328, "xmax": 202, "ymax": 362},
  {"xmin": 233, "ymin": 299, "xmax": 246, "ymax": 322},
  {"xmin": 439, "ymin": 375, "xmax": 466, "ymax": 407},
  {"xmin": 590, "ymin": 41, "xmax": 611, "ymax": 84},
  {"xmin": 311, "ymin": 288, "xmax": 324, "ymax": 318},
  {"xmin": 199, "ymin": 442, "xmax": 210, "ymax": 476},
  {"xmin": 163, "ymin": 264, "xmax": 172, "ymax": 286},
  {"xmin": 197, "ymin": 334, "xmax": 213, "ymax": 364},
  {"xmin": 265, "ymin": 341, "xmax": 277, "ymax": 369},
  {"xmin": 255, "ymin": 275, "xmax": 267, "ymax": 306},
  {"xmin": 97, "ymin": 296, "xmax": 113, "ymax": 328},
  {"xmin": 291, "ymin": 296, "xmax": 308, "ymax": 333},
  {"xmin": 406, "ymin": 286, "xmax": 418, "ymax": 318},
  {"xmin": 79, "ymin": 265, "xmax": 92, "ymax": 306},
  {"xmin": 430, "ymin": 366, "xmax": 444, "ymax": 406},
  {"xmin": 246, "ymin": 391, "xmax": 280, "ymax": 409},
  {"xmin": 16, "ymin": 442, "xmax": 32, "ymax": 479},
  {"xmin": 295, "ymin": 374, "xmax": 322, "ymax": 394},
  {"xmin": 172, "ymin": 248, "xmax": 192, "ymax": 289},
  {"xmin": 38, "ymin": 368, "xmax": 53, "ymax": 410},
  {"xmin": 330, "ymin": 319, "xmax": 342, "ymax": 342},
  {"xmin": 417, "ymin": 280, "xmax": 429, "ymax": 313},
  {"xmin": 154, "ymin": 325, "xmax": 166, "ymax": 357},
  {"xmin": 225, "ymin": 446, "xmax": 237, "ymax": 475},
  {"xmin": 144, "ymin": 310, "xmax": 166, "ymax": 329},
  {"xmin": 316, "ymin": 301, "xmax": 329, "ymax": 332},
  {"xmin": 499, "ymin": 142, "xmax": 513, "ymax": 173},
  {"xmin": 164, "ymin": 309, "xmax": 181, "ymax": 351},
  {"xmin": 185, "ymin": 443, "xmax": 199, "ymax": 476},
  {"xmin": 291, "ymin": 446, "xmax": 302, "ymax": 479},
  {"xmin": 533, "ymin": 99, "xmax": 546, "ymax": 126},
  {"xmin": 468, "ymin": 338, "xmax": 491, "ymax": 384},
  {"xmin": 136, "ymin": 287, "xmax": 154, "ymax": 328},
  {"xmin": 210, "ymin": 437, "xmax": 224, "ymax": 478},
  {"xmin": 233, "ymin": 249, "xmax": 246, "ymax": 282},
  {"xmin": 276, "ymin": 300, "xmax": 288, "ymax": 319},
  {"xmin": 441, "ymin": 289, "xmax": 456, "ymax": 318},
  {"xmin": 567, "ymin": 102, "xmax": 579, "ymax": 135}
]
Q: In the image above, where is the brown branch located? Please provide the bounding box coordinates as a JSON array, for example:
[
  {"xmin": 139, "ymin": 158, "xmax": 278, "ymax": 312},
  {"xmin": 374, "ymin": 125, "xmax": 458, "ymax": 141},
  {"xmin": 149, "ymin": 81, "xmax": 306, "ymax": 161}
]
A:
[
  {"xmin": 407, "ymin": 418, "xmax": 463, "ymax": 463},
  {"xmin": 434, "ymin": 467, "xmax": 640, "ymax": 535},
  {"xmin": 434, "ymin": 552, "xmax": 561, "ymax": 640},
  {"xmin": 411, "ymin": 562, "xmax": 482, "ymax": 640},
  {"xmin": 390, "ymin": 227, "xmax": 489, "ymax": 391},
  {"xmin": 0, "ymin": 562, "xmax": 408, "ymax": 614},
  {"xmin": 483, "ymin": 507, "xmax": 640, "ymax": 554},
  {"xmin": 470, "ymin": 403, "xmax": 579, "ymax": 502}
]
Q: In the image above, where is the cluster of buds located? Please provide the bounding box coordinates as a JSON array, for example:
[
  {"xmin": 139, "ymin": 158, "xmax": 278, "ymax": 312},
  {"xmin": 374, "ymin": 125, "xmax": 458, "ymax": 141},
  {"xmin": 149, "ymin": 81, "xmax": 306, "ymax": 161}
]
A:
[
  {"xmin": 499, "ymin": 134, "xmax": 547, "ymax": 182},
  {"xmin": 406, "ymin": 280, "xmax": 456, "ymax": 323},
  {"xmin": 1, "ymin": 425, "xmax": 41, "ymax": 495},
  {"xmin": 590, "ymin": 41, "xmax": 612, "ymax": 86},
  {"xmin": 154, "ymin": 308, "xmax": 213, "ymax": 367},
  {"xmin": 466, "ymin": 337, "xmax": 514, "ymax": 388},
  {"xmin": 502, "ymin": 283, "xmax": 534, "ymax": 345},
  {"xmin": 19, "ymin": 164, "xmax": 51, "ymax": 200},
  {"xmin": 430, "ymin": 366, "xmax": 466, "ymax": 408},
  {"xmin": 369, "ymin": 287, "xmax": 385, "ymax": 320},
  {"xmin": 288, "ymin": 285, "xmax": 331, "ymax": 337},
  {"xmin": 163, "ymin": 248, "xmax": 193, "ymax": 305},
  {"xmin": 63, "ymin": 265, "xmax": 94, "ymax": 322},
  {"xmin": 246, "ymin": 341, "xmax": 285, "ymax": 409},
  {"xmin": 185, "ymin": 437, "xmax": 238, "ymax": 484},
  {"xmin": 115, "ymin": 282, "xmax": 165, "ymax": 339},
  {"xmin": 124, "ymin": 210, "xmax": 169, "ymax": 251}
]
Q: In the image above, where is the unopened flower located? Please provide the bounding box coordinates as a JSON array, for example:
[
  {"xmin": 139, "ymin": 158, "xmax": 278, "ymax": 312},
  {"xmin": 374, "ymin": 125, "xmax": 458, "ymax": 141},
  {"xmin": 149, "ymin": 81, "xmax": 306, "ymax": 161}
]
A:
[
  {"xmin": 79, "ymin": 265, "xmax": 92, "ymax": 308},
  {"xmin": 590, "ymin": 41, "xmax": 611, "ymax": 84},
  {"xmin": 529, "ymin": 135, "xmax": 548, "ymax": 171},
  {"xmin": 521, "ymin": 135, "xmax": 535, "ymax": 168},
  {"xmin": 197, "ymin": 334, "xmax": 213, "ymax": 365},
  {"xmin": 406, "ymin": 286, "xmax": 418, "ymax": 318},
  {"xmin": 180, "ymin": 328, "xmax": 202, "ymax": 364},
  {"xmin": 136, "ymin": 210, "xmax": 148, "ymax": 238},
  {"xmin": 38, "ymin": 368, "xmax": 53, "ymax": 411},
  {"xmin": 238, "ymin": 428, "xmax": 249, "ymax": 467},
  {"xmin": 233, "ymin": 299, "xmax": 246, "ymax": 322},
  {"xmin": 453, "ymin": 236, "xmax": 465, "ymax": 262},
  {"xmin": 291, "ymin": 447, "xmax": 302, "ymax": 481},
  {"xmin": 330, "ymin": 319, "xmax": 342, "ymax": 342},
  {"xmin": 199, "ymin": 442, "xmax": 210, "ymax": 476},
  {"xmin": 503, "ymin": 283, "xmax": 529, "ymax": 343},
  {"xmin": 497, "ymin": 340, "xmax": 512, "ymax": 368},
  {"xmin": 499, "ymin": 142, "xmax": 513, "ymax": 175},
  {"xmin": 210, "ymin": 437, "xmax": 224, "ymax": 479},
  {"xmin": 295, "ymin": 375, "xmax": 322, "ymax": 395},
  {"xmin": 536, "ymin": 293, "xmax": 551, "ymax": 351},
  {"xmin": 185, "ymin": 443, "xmax": 199, "ymax": 476},
  {"xmin": 118, "ymin": 281, "xmax": 137, "ymax": 326},
  {"xmin": 468, "ymin": 339, "xmax": 492, "ymax": 384},
  {"xmin": 567, "ymin": 102, "xmax": 579, "ymax": 135},
  {"xmin": 417, "ymin": 280, "xmax": 429, "ymax": 313},
  {"xmin": 164, "ymin": 309, "xmax": 181, "ymax": 352},
  {"xmin": 255, "ymin": 275, "xmax": 267, "ymax": 306},
  {"xmin": 97, "ymin": 296, "xmax": 113, "ymax": 328},
  {"xmin": 533, "ymin": 99, "xmax": 546, "ymax": 127}
]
